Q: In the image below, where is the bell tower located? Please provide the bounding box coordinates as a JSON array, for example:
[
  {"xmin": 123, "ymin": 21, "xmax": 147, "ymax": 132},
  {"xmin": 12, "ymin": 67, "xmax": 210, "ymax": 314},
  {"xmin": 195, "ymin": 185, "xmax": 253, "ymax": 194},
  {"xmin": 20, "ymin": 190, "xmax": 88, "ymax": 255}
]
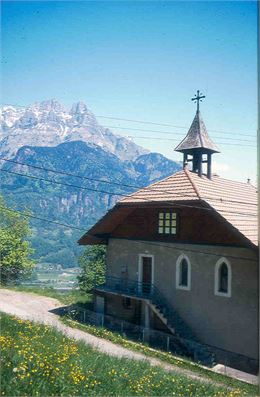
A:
[{"xmin": 174, "ymin": 91, "xmax": 220, "ymax": 179}]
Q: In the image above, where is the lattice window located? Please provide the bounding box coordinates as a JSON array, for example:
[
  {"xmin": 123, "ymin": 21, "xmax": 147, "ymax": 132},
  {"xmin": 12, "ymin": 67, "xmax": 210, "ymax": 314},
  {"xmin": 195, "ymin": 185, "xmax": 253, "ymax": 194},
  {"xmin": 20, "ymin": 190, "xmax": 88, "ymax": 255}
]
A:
[{"xmin": 158, "ymin": 212, "xmax": 177, "ymax": 235}]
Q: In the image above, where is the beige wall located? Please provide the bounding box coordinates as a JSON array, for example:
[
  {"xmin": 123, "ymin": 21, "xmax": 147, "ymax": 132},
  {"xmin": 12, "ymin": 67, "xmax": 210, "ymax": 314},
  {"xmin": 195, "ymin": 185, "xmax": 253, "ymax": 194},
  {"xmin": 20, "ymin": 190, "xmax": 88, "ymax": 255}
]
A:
[{"xmin": 106, "ymin": 238, "xmax": 258, "ymax": 359}]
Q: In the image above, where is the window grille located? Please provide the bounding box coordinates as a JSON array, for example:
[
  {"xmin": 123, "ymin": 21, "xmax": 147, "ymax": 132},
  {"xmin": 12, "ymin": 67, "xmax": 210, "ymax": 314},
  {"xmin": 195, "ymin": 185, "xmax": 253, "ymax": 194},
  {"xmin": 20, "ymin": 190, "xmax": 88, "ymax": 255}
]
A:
[{"xmin": 158, "ymin": 212, "xmax": 177, "ymax": 235}]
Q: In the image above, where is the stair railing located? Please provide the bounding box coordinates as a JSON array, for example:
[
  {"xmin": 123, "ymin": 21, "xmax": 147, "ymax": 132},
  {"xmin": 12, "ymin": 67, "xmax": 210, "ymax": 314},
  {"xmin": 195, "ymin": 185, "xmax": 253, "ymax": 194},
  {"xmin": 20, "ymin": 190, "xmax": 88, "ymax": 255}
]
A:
[
  {"xmin": 94, "ymin": 275, "xmax": 196, "ymax": 340},
  {"xmin": 94, "ymin": 275, "xmax": 214, "ymax": 364}
]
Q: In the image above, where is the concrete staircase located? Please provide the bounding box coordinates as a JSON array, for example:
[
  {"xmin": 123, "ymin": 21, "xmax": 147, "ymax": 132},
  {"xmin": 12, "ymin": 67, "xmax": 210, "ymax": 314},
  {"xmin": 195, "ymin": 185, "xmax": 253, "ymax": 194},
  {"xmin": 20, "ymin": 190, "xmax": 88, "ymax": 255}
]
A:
[{"xmin": 147, "ymin": 293, "xmax": 214, "ymax": 366}]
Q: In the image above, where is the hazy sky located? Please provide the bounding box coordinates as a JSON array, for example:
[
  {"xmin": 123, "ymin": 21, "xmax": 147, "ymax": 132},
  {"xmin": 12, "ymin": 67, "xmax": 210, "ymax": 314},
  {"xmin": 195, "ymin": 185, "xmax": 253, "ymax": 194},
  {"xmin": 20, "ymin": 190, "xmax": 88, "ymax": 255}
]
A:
[{"xmin": 2, "ymin": 1, "xmax": 257, "ymax": 182}]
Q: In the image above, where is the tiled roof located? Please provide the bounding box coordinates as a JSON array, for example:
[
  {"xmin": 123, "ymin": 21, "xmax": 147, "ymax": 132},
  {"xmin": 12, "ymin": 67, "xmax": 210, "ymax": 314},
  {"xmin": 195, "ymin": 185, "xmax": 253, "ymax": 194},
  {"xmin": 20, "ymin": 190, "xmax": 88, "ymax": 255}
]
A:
[
  {"xmin": 119, "ymin": 168, "xmax": 258, "ymax": 246},
  {"xmin": 175, "ymin": 111, "xmax": 220, "ymax": 153}
]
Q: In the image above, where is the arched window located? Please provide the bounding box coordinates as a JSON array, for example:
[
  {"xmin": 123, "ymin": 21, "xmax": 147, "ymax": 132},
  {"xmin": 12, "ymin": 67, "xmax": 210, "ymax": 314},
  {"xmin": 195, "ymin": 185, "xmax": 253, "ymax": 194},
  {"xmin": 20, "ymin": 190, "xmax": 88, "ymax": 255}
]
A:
[
  {"xmin": 214, "ymin": 258, "xmax": 231, "ymax": 297},
  {"xmin": 176, "ymin": 254, "xmax": 191, "ymax": 290}
]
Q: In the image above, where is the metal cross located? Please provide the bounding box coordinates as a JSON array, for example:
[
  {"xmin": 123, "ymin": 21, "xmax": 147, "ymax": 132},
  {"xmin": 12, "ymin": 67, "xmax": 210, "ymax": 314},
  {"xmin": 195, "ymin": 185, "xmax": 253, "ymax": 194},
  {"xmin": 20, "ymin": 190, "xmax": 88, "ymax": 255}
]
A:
[{"xmin": 191, "ymin": 90, "xmax": 205, "ymax": 112}]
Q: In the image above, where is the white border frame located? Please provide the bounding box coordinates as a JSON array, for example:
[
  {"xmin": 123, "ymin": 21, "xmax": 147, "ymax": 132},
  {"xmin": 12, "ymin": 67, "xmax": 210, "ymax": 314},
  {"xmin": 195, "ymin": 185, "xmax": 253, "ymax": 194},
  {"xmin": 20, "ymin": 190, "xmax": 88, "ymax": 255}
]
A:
[
  {"xmin": 176, "ymin": 254, "xmax": 191, "ymax": 291},
  {"xmin": 138, "ymin": 254, "xmax": 154, "ymax": 286},
  {"xmin": 214, "ymin": 257, "xmax": 232, "ymax": 298}
]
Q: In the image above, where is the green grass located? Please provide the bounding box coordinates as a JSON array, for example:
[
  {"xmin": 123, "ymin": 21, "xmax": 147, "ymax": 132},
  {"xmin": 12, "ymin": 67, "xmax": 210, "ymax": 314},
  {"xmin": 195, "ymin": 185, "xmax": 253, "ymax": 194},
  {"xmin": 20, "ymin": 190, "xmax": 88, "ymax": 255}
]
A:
[
  {"xmin": 1, "ymin": 285, "xmax": 91, "ymax": 306},
  {"xmin": 62, "ymin": 317, "xmax": 258, "ymax": 396},
  {"xmin": 0, "ymin": 312, "xmax": 252, "ymax": 397}
]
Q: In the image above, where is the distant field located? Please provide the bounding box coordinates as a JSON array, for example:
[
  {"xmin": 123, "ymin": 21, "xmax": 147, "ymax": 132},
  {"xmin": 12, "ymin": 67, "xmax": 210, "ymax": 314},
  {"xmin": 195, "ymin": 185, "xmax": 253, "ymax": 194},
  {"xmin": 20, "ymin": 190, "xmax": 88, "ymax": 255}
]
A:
[
  {"xmin": 0, "ymin": 312, "xmax": 248, "ymax": 397},
  {"xmin": 7, "ymin": 285, "xmax": 91, "ymax": 306},
  {"xmin": 24, "ymin": 267, "xmax": 80, "ymax": 288}
]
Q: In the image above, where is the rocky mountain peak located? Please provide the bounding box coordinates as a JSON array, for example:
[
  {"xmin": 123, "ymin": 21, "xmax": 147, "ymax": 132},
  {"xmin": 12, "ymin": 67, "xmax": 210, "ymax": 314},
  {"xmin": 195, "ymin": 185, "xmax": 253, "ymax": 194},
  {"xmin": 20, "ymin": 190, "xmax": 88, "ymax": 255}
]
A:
[
  {"xmin": 30, "ymin": 99, "xmax": 66, "ymax": 113},
  {"xmin": 70, "ymin": 101, "xmax": 89, "ymax": 115},
  {"xmin": 0, "ymin": 99, "xmax": 149, "ymax": 161}
]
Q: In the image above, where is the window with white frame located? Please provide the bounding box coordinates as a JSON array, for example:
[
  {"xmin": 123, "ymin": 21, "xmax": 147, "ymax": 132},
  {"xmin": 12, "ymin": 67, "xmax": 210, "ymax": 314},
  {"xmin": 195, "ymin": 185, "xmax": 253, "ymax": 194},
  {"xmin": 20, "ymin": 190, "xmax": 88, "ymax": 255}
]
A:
[
  {"xmin": 158, "ymin": 211, "xmax": 177, "ymax": 235},
  {"xmin": 176, "ymin": 254, "xmax": 191, "ymax": 290},
  {"xmin": 214, "ymin": 258, "xmax": 231, "ymax": 297}
]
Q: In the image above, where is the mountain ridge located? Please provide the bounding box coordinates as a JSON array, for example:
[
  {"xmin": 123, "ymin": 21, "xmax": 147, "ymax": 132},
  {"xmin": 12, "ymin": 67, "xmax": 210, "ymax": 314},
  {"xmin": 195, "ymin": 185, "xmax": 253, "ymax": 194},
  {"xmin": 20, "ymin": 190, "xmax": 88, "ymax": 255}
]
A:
[
  {"xmin": 0, "ymin": 99, "xmax": 148, "ymax": 161},
  {"xmin": 0, "ymin": 99, "xmax": 182, "ymax": 266}
]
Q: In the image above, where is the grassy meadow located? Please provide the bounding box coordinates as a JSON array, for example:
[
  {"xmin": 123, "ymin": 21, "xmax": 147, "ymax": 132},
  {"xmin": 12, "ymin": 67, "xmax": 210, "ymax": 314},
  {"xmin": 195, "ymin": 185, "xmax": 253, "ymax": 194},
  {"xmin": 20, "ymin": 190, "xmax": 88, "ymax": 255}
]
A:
[
  {"xmin": 0, "ymin": 312, "xmax": 252, "ymax": 397},
  {"xmin": 63, "ymin": 317, "xmax": 258, "ymax": 394}
]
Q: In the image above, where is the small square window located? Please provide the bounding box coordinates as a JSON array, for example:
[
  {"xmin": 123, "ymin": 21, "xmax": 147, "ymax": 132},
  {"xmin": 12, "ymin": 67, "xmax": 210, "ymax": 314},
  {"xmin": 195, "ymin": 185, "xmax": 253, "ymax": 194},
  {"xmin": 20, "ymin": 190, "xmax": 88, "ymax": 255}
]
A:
[{"xmin": 158, "ymin": 211, "xmax": 178, "ymax": 235}]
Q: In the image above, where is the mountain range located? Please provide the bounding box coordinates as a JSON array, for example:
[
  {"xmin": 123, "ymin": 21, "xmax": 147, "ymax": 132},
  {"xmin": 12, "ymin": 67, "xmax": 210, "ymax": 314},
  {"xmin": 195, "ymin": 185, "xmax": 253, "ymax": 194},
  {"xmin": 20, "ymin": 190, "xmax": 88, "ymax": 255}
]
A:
[
  {"xmin": 0, "ymin": 100, "xmax": 181, "ymax": 266},
  {"xmin": 0, "ymin": 100, "xmax": 147, "ymax": 161}
]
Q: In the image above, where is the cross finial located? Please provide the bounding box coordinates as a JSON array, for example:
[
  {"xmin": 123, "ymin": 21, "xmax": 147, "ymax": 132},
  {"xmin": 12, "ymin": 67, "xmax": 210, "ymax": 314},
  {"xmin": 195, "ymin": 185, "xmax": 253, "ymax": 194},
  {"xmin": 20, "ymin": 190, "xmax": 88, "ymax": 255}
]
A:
[{"xmin": 191, "ymin": 90, "xmax": 205, "ymax": 112}]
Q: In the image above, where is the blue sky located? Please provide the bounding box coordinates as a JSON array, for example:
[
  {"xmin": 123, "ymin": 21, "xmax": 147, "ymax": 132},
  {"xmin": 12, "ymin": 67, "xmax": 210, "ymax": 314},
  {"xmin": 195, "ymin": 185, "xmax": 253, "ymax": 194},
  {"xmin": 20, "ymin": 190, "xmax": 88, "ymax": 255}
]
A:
[{"xmin": 2, "ymin": 1, "xmax": 257, "ymax": 182}]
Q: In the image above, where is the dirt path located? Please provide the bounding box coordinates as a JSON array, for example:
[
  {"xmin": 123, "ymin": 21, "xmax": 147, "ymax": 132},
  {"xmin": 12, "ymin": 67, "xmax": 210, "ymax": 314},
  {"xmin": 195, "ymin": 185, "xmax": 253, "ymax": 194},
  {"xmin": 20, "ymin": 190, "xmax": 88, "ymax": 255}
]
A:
[{"xmin": 0, "ymin": 289, "xmax": 254, "ymax": 387}]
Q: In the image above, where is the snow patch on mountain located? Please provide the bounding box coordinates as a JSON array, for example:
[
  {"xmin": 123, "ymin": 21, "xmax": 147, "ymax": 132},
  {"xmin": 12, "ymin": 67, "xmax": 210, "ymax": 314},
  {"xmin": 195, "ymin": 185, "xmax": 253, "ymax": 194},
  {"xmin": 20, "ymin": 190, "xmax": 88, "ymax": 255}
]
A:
[{"xmin": 0, "ymin": 99, "xmax": 148, "ymax": 161}]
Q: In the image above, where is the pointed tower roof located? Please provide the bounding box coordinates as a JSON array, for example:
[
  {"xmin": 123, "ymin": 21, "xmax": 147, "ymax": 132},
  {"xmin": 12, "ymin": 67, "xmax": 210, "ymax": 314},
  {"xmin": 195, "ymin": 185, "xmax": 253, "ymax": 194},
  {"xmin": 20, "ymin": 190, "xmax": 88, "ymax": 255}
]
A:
[{"xmin": 175, "ymin": 110, "xmax": 220, "ymax": 153}]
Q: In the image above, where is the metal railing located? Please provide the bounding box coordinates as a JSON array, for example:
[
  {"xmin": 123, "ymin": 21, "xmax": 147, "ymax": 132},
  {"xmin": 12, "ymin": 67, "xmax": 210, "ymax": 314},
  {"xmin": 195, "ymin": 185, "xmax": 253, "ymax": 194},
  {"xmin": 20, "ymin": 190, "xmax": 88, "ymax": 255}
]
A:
[
  {"xmin": 95, "ymin": 276, "xmax": 196, "ymax": 340},
  {"xmin": 94, "ymin": 275, "xmax": 213, "ymax": 363},
  {"xmin": 66, "ymin": 306, "xmax": 259, "ymax": 374}
]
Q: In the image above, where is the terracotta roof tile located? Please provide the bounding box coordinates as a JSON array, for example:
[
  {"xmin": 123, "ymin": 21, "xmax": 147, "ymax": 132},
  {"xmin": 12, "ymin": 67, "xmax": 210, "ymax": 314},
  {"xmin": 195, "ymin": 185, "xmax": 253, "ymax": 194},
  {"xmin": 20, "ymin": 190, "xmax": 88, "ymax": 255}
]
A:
[{"xmin": 120, "ymin": 169, "xmax": 199, "ymax": 203}]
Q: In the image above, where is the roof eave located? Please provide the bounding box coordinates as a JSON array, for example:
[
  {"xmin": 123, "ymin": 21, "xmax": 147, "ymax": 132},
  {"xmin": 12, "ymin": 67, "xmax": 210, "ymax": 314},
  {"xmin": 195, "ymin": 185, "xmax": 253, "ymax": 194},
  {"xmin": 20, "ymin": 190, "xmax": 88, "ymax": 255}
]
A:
[{"xmin": 175, "ymin": 146, "xmax": 220, "ymax": 154}]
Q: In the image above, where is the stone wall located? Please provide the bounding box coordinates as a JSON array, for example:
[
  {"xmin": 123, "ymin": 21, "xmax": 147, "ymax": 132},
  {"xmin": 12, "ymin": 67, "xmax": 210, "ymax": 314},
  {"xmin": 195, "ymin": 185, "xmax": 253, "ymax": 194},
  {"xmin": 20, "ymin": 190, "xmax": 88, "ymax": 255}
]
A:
[{"xmin": 106, "ymin": 238, "xmax": 258, "ymax": 360}]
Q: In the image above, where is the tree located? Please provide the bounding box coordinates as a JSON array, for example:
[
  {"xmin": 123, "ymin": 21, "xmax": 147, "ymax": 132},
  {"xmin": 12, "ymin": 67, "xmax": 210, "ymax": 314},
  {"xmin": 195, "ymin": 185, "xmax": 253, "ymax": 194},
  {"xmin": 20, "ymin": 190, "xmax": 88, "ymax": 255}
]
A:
[
  {"xmin": 0, "ymin": 196, "xmax": 35, "ymax": 285},
  {"xmin": 78, "ymin": 245, "xmax": 106, "ymax": 293}
]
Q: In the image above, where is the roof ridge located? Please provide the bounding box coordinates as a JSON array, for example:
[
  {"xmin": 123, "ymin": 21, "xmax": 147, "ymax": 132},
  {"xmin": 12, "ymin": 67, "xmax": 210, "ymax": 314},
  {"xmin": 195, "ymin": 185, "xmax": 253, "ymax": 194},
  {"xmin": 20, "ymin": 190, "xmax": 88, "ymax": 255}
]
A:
[
  {"xmin": 184, "ymin": 168, "xmax": 201, "ymax": 199},
  {"xmin": 197, "ymin": 111, "xmax": 204, "ymax": 147},
  {"xmin": 211, "ymin": 175, "xmax": 257, "ymax": 188}
]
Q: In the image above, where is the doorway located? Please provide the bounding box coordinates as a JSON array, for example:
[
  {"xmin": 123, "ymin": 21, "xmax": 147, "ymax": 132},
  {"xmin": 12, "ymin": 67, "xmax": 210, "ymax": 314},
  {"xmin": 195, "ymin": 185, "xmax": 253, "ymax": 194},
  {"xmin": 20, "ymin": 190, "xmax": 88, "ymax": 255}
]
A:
[{"xmin": 139, "ymin": 255, "xmax": 154, "ymax": 294}]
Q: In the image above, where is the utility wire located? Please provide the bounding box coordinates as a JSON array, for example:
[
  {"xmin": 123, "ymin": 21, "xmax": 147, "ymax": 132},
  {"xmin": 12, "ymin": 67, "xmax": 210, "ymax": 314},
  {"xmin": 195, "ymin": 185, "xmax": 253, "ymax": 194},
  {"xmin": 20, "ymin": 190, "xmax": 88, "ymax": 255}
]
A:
[
  {"xmin": 1, "ymin": 103, "xmax": 256, "ymax": 138},
  {"xmin": 95, "ymin": 115, "xmax": 256, "ymax": 138},
  {"xmin": 0, "ymin": 157, "xmax": 257, "ymax": 208},
  {"xmin": 0, "ymin": 157, "xmax": 133, "ymax": 189},
  {"xmin": 0, "ymin": 168, "xmax": 257, "ymax": 217},
  {"xmin": 0, "ymin": 204, "xmax": 256, "ymax": 262},
  {"xmin": 99, "ymin": 124, "xmax": 256, "ymax": 143},
  {"xmin": 125, "ymin": 135, "xmax": 255, "ymax": 147},
  {"xmin": 0, "ymin": 168, "xmax": 124, "ymax": 197},
  {"xmin": 62, "ymin": 122, "xmax": 255, "ymax": 146},
  {"xmin": 0, "ymin": 205, "xmax": 86, "ymax": 231}
]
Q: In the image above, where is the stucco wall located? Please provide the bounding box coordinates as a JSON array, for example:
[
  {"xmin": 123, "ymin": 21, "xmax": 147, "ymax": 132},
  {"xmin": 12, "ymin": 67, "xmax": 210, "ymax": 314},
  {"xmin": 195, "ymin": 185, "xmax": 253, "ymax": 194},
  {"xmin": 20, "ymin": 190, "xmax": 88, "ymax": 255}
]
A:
[{"xmin": 106, "ymin": 238, "xmax": 258, "ymax": 360}]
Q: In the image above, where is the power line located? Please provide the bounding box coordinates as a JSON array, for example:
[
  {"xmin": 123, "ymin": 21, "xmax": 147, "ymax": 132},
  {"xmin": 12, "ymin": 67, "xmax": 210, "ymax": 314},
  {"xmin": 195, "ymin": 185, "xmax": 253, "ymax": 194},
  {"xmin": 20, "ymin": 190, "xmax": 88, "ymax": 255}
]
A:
[
  {"xmin": 99, "ymin": 124, "xmax": 256, "ymax": 143},
  {"xmin": 95, "ymin": 115, "xmax": 256, "ymax": 138},
  {"xmin": 0, "ymin": 204, "xmax": 256, "ymax": 262},
  {"xmin": 0, "ymin": 205, "xmax": 86, "ymax": 231},
  {"xmin": 0, "ymin": 157, "xmax": 134, "ymax": 190},
  {"xmin": 0, "ymin": 167, "xmax": 257, "ymax": 217},
  {"xmin": 0, "ymin": 168, "xmax": 124, "ymax": 197},
  {"xmin": 125, "ymin": 135, "xmax": 255, "ymax": 147},
  {"xmin": 0, "ymin": 157, "xmax": 257, "ymax": 208},
  {"xmin": 64, "ymin": 122, "xmax": 256, "ymax": 145},
  {"xmin": 1, "ymin": 103, "xmax": 256, "ymax": 138}
]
